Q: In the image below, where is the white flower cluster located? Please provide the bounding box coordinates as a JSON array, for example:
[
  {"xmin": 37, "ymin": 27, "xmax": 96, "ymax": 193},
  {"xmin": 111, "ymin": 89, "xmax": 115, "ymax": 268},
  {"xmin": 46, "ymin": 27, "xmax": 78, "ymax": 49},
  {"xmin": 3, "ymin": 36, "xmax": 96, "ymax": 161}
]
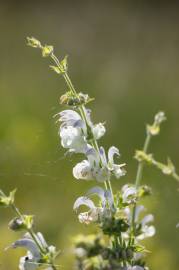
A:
[
  {"xmin": 74, "ymin": 184, "xmax": 155, "ymax": 242},
  {"xmin": 73, "ymin": 186, "xmax": 113, "ymax": 225},
  {"xmin": 57, "ymin": 109, "xmax": 125, "ymax": 182},
  {"xmin": 9, "ymin": 232, "xmax": 56, "ymax": 270},
  {"xmin": 121, "ymin": 185, "xmax": 155, "ymax": 241}
]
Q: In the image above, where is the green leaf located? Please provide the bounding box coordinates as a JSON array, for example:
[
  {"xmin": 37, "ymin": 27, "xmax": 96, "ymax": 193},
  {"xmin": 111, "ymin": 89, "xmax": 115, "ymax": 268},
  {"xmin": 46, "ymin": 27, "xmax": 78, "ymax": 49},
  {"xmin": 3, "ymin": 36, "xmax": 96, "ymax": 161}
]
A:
[
  {"xmin": 23, "ymin": 215, "xmax": 34, "ymax": 229},
  {"xmin": 50, "ymin": 65, "xmax": 62, "ymax": 74},
  {"xmin": 0, "ymin": 189, "xmax": 16, "ymax": 207},
  {"xmin": 60, "ymin": 55, "xmax": 68, "ymax": 72}
]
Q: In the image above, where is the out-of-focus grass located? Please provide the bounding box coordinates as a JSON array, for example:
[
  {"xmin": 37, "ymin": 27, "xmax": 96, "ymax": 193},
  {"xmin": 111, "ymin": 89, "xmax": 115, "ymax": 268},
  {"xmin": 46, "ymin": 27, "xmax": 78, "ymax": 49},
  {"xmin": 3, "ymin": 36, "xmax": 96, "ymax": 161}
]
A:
[{"xmin": 0, "ymin": 1, "xmax": 179, "ymax": 269}]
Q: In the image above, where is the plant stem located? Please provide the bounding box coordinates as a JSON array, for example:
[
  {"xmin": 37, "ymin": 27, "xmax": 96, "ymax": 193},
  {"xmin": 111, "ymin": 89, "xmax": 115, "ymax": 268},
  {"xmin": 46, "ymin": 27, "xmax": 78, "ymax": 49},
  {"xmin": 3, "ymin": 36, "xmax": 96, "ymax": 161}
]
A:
[
  {"xmin": 11, "ymin": 203, "xmax": 45, "ymax": 254},
  {"xmin": 51, "ymin": 53, "xmax": 110, "ymax": 193},
  {"xmin": 135, "ymin": 133, "xmax": 151, "ymax": 188},
  {"xmin": 131, "ymin": 132, "xmax": 152, "ymax": 236},
  {"xmin": 11, "ymin": 203, "xmax": 58, "ymax": 270}
]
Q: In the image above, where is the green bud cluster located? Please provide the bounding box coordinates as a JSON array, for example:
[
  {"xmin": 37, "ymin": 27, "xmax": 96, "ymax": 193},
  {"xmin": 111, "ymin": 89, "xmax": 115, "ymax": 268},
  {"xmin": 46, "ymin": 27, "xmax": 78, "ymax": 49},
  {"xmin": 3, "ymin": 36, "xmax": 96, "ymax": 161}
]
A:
[
  {"xmin": 60, "ymin": 91, "xmax": 94, "ymax": 107},
  {"xmin": 0, "ymin": 189, "xmax": 16, "ymax": 207},
  {"xmin": 9, "ymin": 215, "xmax": 34, "ymax": 231},
  {"xmin": 147, "ymin": 111, "xmax": 166, "ymax": 136},
  {"xmin": 101, "ymin": 216, "xmax": 129, "ymax": 236},
  {"xmin": 135, "ymin": 150, "xmax": 179, "ymax": 182}
]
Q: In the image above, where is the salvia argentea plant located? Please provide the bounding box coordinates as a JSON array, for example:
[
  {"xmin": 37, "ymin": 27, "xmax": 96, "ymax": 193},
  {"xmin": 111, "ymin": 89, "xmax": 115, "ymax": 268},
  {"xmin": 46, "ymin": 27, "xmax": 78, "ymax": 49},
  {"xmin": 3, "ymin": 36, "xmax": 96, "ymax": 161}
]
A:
[{"xmin": 1, "ymin": 37, "xmax": 179, "ymax": 270}]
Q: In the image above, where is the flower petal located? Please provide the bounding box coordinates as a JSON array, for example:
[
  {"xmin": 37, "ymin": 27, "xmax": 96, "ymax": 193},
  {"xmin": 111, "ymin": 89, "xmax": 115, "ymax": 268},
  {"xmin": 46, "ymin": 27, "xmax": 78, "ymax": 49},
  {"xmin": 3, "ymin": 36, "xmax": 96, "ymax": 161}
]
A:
[
  {"xmin": 19, "ymin": 253, "xmax": 38, "ymax": 270},
  {"xmin": 11, "ymin": 238, "xmax": 41, "ymax": 260},
  {"xmin": 92, "ymin": 123, "xmax": 106, "ymax": 140},
  {"xmin": 108, "ymin": 146, "xmax": 120, "ymax": 164},
  {"xmin": 86, "ymin": 186, "xmax": 106, "ymax": 205},
  {"xmin": 73, "ymin": 196, "xmax": 95, "ymax": 211},
  {"xmin": 141, "ymin": 214, "xmax": 154, "ymax": 227},
  {"xmin": 73, "ymin": 160, "xmax": 92, "ymax": 180}
]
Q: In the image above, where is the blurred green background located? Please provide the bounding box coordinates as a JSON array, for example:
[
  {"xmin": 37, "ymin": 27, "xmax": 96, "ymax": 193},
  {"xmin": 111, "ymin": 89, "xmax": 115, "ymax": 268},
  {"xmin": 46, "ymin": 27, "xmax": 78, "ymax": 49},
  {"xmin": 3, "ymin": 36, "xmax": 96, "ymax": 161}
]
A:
[{"xmin": 0, "ymin": 1, "xmax": 179, "ymax": 269}]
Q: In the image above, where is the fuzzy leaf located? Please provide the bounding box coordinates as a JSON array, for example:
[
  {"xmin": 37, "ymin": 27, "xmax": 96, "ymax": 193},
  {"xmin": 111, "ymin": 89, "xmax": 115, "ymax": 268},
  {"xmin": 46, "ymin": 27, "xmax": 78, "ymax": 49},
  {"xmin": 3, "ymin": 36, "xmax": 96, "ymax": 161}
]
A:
[{"xmin": 50, "ymin": 65, "xmax": 62, "ymax": 74}]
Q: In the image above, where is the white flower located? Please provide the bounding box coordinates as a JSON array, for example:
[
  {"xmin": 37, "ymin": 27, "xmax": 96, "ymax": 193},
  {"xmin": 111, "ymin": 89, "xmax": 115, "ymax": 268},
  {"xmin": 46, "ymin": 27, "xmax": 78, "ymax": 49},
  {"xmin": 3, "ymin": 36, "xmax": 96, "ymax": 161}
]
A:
[
  {"xmin": 10, "ymin": 234, "xmax": 41, "ymax": 270},
  {"xmin": 59, "ymin": 110, "xmax": 85, "ymax": 129},
  {"xmin": 92, "ymin": 123, "xmax": 106, "ymax": 140},
  {"xmin": 9, "ymin": 232, "xmax": 56, "ymax": 270},
  {"xmin": 73, "ymin": 187, "xmax": 113, "ymax": 224},
  {"xmin": 73, "ymin": 146, "xmax": 125, "ymax": 182},
  {"xmin": 60, "ymin": 126, "xmax": 87, "ymax": 153},
  {"xmin": 122, "ymin": 205, "xmax": 155, "ymax": 241},
  {"xmin": 78, "ymin": 210, "xmax": 100, "ymax": 224},
  {"xmin": 58, "ymin": 110, "xmax": 88, "ymax": 153},
  {"xmin": 122, "ymin": 184, "xmax": 137, "ymax": 204},
  {"xmin": 137, "ymin": 213, "xmax": 155, "ymax": 240},
  {"xmin": 73, "ymin": 147, "xmax": 108, "ymax": 182},
  {"xmin": 73, "ymin": 196, "xmax": 100, "ymax": 224},
  {"xmin": 106, "ymin": 146, "xmax": 126, "ymax": 178},
  {"xmin": 19, "ymin": 252, "xmax": 38, "ymax": 270},
  {"xmin": 75, "ymin": 247, "xmax": 87, "ymax": 258},
  {"xmin": 73, "ymin": 160, "xmax": 92, "ymax": 180}
]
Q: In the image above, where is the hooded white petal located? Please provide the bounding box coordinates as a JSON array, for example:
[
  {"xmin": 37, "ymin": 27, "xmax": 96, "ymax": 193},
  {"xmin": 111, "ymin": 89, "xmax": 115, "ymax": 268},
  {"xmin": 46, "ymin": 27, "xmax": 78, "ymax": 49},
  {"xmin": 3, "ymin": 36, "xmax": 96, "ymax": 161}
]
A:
[
  {"xmin": 36, "ymin": 232, "xmax": 48, "ymax": 249},
  {"xmin": 108, "ymin": 146, "xmax": 120, "ymax": 164},
  {"xmin": 92, "ymin": 123, "xmax": 106, "ymax": 140},
  {"xmin": 141, "ymin": 214, "xmax": 154, "ymax": 227},
  {"xmin": 73, "ymin": 160, "xmax": 92, "ymax": 180},
  {"xmin": 137, "ymin": 225, "xmax": 156, "ymax": 240},
  {"xmin": 86, "ymin": 186, "xmax": 105, "ymax": 202},
  {"xmin": 99, "ymin": 147, "xmax": 108, "ymax": 166},
  {"xmin": 122, "ymin": 185, "xmax": 137, "ymax": 203},
  {"xmin": 86, "ymin": 147, "xmax": 100, "ymax": 166},
  {"xmin": 73, "ymin": 196, "xmax": 95, "ymax": 211},
  {"xmin": 11, "ymin": 238, "xmax": 41, "ymax": 260},
  {"xmin": 59, "ymin": 110, "xmax": 81, "ymax": 125},
  {"xmin": 60, "ymin": 126, "xmax": 87, "ymax": 153},
  {"xmin": 19, "ymin": 252, "xmax": 38, "ymax": 270}
]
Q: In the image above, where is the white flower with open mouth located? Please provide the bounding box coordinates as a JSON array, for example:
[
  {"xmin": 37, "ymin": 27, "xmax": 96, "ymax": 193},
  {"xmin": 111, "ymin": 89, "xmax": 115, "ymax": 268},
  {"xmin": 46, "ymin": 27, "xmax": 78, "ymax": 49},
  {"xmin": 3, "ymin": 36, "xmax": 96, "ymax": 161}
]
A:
[
  {"xmin": 121, "ymin": 184, "xmax": 137, "ymax": 204},
  {"xmin": 123, "ymin": 205, "xmax": 155, "ymax": 241},
  {"xmin": 73, "ymin": 146, "xmax": 125, "ymax": 182},
  {"xmin": 73, "ymin": 187, "xmax": 113, "ymax": 224},
  {"xmin": 92, "ymin": 122, "xmax": 106, "ymax": 140},
  {"xmin": 10, "ymin": 234, "xmax": 41, "ymax": 270},
  {"xmin": 9, "ymin": 232, "xmax": 56, "ymax": 270},
  {"xmin": 58, "ymin": 110, "xmax": 88, "ymax": 153},
  {"xmin": 81, "ymin": 108, "xmax": 106, "ymax": 140}
]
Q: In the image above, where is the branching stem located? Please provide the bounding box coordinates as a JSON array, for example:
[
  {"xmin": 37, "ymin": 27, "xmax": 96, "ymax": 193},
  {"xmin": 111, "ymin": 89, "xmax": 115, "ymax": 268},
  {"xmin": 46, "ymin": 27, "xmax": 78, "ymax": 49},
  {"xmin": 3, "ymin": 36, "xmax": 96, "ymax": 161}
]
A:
[{"xmin": 131, "ymin": 131, "xmax": 152, "ymax": 236}]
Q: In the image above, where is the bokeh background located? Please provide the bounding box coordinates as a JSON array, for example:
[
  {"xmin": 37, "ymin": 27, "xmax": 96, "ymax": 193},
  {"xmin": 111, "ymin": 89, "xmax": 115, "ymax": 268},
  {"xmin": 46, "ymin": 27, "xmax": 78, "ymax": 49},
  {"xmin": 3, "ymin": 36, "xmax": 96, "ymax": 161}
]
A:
[{"xmin": 0, "ymin": 1, "xmax": 179, "ymax": 269}]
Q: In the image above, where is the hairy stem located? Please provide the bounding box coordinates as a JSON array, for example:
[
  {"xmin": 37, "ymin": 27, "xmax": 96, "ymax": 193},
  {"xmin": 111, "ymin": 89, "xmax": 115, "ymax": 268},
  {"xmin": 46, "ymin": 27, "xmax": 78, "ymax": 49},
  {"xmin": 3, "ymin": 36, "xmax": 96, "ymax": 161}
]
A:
[{"xmin": 131, "ymin": 131, "xmax": 152, "ymax": 236}]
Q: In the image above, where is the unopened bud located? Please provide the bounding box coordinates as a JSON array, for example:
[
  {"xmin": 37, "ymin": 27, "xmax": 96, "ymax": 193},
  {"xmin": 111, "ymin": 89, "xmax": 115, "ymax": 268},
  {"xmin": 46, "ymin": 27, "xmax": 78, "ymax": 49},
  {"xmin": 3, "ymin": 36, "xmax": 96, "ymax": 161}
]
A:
[
  {"xmin": 147, "ymin": 111, "xmax": 166, "ymax": 136},
  {"xmin": 9, "ymin": 217, "xmax": 24, "ymax": 231},
  {"xmin": 27, "ymin": 37, "xmax": 41, "ymax": 48},
  {"xmin": 42, "ymin": 45, "xmax": 53, "ymax": 57}
]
